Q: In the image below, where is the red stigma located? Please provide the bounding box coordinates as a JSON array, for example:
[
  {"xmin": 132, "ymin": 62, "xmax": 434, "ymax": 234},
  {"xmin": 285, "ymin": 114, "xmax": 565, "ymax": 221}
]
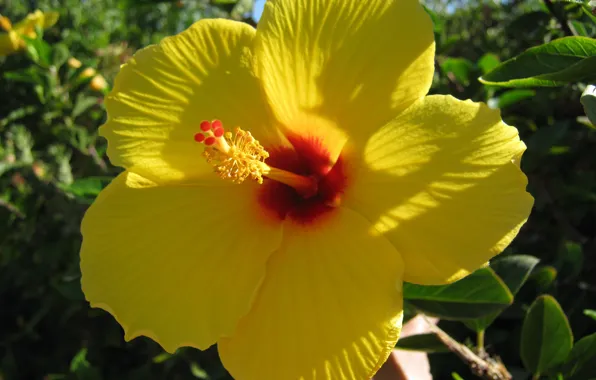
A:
[
  {"xmin": 204, "ymin": 136, "xmax": 216, "ymax": 146},
  {"xmin": 200, "ymin": 121, "xmax": 211, "ymax": 132},
  {"xmin": 213, "ymin": 127, "xmax": 224, "ymax": 138},
  {"xmin": 212, "ymin": 119, "xmax": 222, "ymax": 129},
  {"xmin": 257, "ymin": 136, "xmax": 349, "ymax": 226},
  {"xmin": 194, "ymin": 133, "xmax": 205, "ymax": 143}
]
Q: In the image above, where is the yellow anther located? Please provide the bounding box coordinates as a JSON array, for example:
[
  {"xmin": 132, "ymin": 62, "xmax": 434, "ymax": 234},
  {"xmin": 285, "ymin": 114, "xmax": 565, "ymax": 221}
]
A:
[
  {"xmin": 195, "ymin": 120, "xmax": 318, "ymax": 196},
  {"xmin": 197, "ymin": 123, "xmax": 269, "ymax": 184}
]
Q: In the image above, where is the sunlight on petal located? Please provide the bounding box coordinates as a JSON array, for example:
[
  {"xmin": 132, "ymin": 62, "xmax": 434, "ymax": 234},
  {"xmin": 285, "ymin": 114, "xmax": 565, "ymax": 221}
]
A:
[
  {"xmin": 347, "ymin": 95, "xmax": 534, "ymax": 285},
  {"xmin": 219, "ymin": 208, "xmax": 404, "ymax": 380},
  {"xmin": 101, "ymin": 19, "xmax": 279, "ymax": 184},
  {"xmin": 80, "ymin": 172, "xmax": 282, "ymax": 352}
]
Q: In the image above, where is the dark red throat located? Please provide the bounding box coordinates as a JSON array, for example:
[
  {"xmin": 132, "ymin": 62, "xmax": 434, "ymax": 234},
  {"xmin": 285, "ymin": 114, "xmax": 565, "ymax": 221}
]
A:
[{"xmin": 257, "ymin": 135, "xmax": 349, "ymax": 226}]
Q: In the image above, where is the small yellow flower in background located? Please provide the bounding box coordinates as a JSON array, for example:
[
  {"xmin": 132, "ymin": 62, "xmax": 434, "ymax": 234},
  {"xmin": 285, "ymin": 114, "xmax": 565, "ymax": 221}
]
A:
[
  {"xmin": 72, "ymin": 64, "xmax": 109, "ymax": 92},
  {"xmin": 67, "ymin": 57, "xmax": 82, "ymax": 69},
  {"xmin": 0, "ymin": 10, "xmax": 58, "ymax": 57},
  {"xmin": 80, "ymin": 0, "xmax": 534, "ymax": 379},
  {"xmin": 79, "ymin": 66, "xmax": 96, "ymax": 78},
  {"xmin": 89, "ymin": 74, "xmax": 108, "ymax": 92}
]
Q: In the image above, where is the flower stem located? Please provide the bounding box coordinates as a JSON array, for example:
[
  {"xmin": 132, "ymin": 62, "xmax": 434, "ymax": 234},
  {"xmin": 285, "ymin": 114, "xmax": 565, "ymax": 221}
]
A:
[{"xmin": 477, "ymin": 330, "xmax": 485, "ymax": 353}]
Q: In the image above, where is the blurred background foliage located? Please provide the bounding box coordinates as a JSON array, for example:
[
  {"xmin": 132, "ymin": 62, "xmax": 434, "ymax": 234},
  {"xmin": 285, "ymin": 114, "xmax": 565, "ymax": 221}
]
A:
[{"xmin": 0, "ymin": 0, "xmax": 595, "ymax": 379}]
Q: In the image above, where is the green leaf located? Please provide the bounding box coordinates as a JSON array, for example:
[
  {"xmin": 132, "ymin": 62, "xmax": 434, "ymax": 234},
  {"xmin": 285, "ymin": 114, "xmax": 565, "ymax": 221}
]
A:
[
  {"xmin": 422, "ymin": 4, "xmax": 444, "ymax": 34},
  {"xmin": 530, "ymin": 266, "xmax": 558, "ymax": 291},
  {"xmin": 60, "ymin": 177, "xmax": 111, "ymax": 199},
  {"xmin": 403, "ymin": 267, "xmax": 513, "ymax": 320},
  {"xmin": 581, "ymin": 85, "xmax": 596, "ymax": 125},
  {"xmin": 582, "ymin": 5, "xmax": 596, "ymax": 24},
  {"xmin": 521, "ymin": 295, "xmax": 573, "ymax": 376},
  {"xmin": 52, "ymin": 43, "xmax": 70, "ymax": 68},
  {"xmin": 72, "ymin": 95, "xmax": 99, "ymax": 118},
  {"xmin": 4, "ymin": 67, "xmax": 44, "ymax": 84},
  {"xmin": 465, "ymin": 255, "xmax": 540, "ymax": 332},
  {"xmin": 478, "ymin": 53, "xmax": 501, "ymax": 75},
  {"xmin": 395, "ymin": 333, "xmax": 449, "ymax": 353},
  {"xmin": 440, "ymin": 57, "xmax": 474, "ymax": 85},
  {"xmin": 152, "ymin": 352, "xmax": 172, "ymax": 364},
  {"xmin": 570, "ymin": 20, "xmax": 589, "ymax": 37},
  {"xmin": 0, "ymin": 106, "xmax": 37, "ymax": 130},
  {"xmin": 189, "ymin": 362, "xmax": 210, "ymax": 379},
  {"xmin": 584, "ymin": 309, "xmax": 596, "ymax": 321},
  {"xmin": 480, "ymin": 37, "xmax": 596, "ymax": 87},
  {"xmin": 492, "ymin": 255, "xmax": 541, "ymax": 295},
  {"xmin": 70, "ymin": 348, "xmax": 102, "ymax": 380},
  {"xmin": 22, "ymin": 35, "xmax": 52, "ymax": 68},
  {"xmin": 489, "ymin": 89, "xmax": 536, "ymax": 109},
  {"xmin": 562, "ymin": 333, "xmax": 596, "ymax": 380}
]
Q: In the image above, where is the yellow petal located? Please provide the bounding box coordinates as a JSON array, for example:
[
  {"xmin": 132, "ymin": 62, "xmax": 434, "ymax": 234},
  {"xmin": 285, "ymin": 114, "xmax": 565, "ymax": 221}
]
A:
[
  {"xmin": 13, "ymin": 10, "xmax": 42, "ymax": 36},
  {"xmin": 0, "ymin": 31, "xmax": 19, "ymax": 56},
  {"xmin": 346, "ymin": 95, "xmax": 534, "ymax": 285},
  {"xmin": 80, "ymin": 172, "xmax": 282, "ymax": 352},
  {"xmin": 254, "ymin": 0, "xmax": 435, "ymax": 147},
  {"xmin": 101, "ymin": 19, "xmax": 277, "ymax": 184},
  {"xmin": 42, "ymin": 11, "xmax": 59, "ymax": 29},
  {"xmin": 219, "ymin": 208, "xmax": 404, "ymax": 380}
]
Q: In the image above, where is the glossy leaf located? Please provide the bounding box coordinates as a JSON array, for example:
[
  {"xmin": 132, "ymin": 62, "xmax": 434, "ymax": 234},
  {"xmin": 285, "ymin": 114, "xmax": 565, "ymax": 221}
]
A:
[
  {"xmin": 480, "ymin": 37, "xmax": 596, "ymax": 87},
  {"xmin": 404, "ymin": 268, "xmax": 513, "ymax": 320},
  {"xmin": 521, "ymin": 295, "xmax": 573, "ymax": 376},
  {"xmin": 478, "ymin": 53, "xmax": 500, "ymax": 75},
  {"xmin": 562, "ymin": 333, "xmax": 596, "ymax": 380},
  {"xmin": 465, "ymin": 255, "xmax": 540, "ymax": 332},
  {"xmin": 585, "ymin": 310, "xmax": 596, "ymax": 321}
]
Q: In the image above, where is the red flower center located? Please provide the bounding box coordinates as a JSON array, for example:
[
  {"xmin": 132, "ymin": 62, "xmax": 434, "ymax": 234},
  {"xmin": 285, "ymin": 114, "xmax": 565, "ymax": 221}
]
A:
[{"xmin": 257, "ymin": 135, "xmax": 349, "ymax": 226}]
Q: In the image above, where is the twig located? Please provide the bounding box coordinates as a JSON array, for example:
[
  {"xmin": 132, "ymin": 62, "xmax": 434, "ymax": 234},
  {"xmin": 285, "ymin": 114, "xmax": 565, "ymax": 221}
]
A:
[
  {"xmin": 424, "ymin": 319, "xmax": 512, "ymax": 380},
  {"xmin": 88, "ymin": 145, "xmax": 108, "ymax": 172}
]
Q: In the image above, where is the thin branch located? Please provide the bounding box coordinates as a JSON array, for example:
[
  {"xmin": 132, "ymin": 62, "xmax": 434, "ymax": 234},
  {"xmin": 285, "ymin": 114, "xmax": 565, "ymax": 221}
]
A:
[{"xmin": 424, "ymin": 319, "xmax": 512, "ymax": 380}]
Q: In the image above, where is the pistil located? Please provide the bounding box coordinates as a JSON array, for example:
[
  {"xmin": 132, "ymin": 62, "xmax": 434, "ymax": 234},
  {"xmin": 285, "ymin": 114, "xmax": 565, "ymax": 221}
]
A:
[{"xmin": 195, "ymin": 120, "xmax": 318, "ymax": 197}]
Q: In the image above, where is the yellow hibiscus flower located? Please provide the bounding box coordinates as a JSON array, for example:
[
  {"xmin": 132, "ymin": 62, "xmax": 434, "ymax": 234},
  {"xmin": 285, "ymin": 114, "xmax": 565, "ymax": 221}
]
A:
[
  {"xmin": 79, "ymin": 0, "xmax": 534, "ymax": 379},
  {"xmin": 0, "ymin": 10, "xmax": 59, "ymax": 57}
]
